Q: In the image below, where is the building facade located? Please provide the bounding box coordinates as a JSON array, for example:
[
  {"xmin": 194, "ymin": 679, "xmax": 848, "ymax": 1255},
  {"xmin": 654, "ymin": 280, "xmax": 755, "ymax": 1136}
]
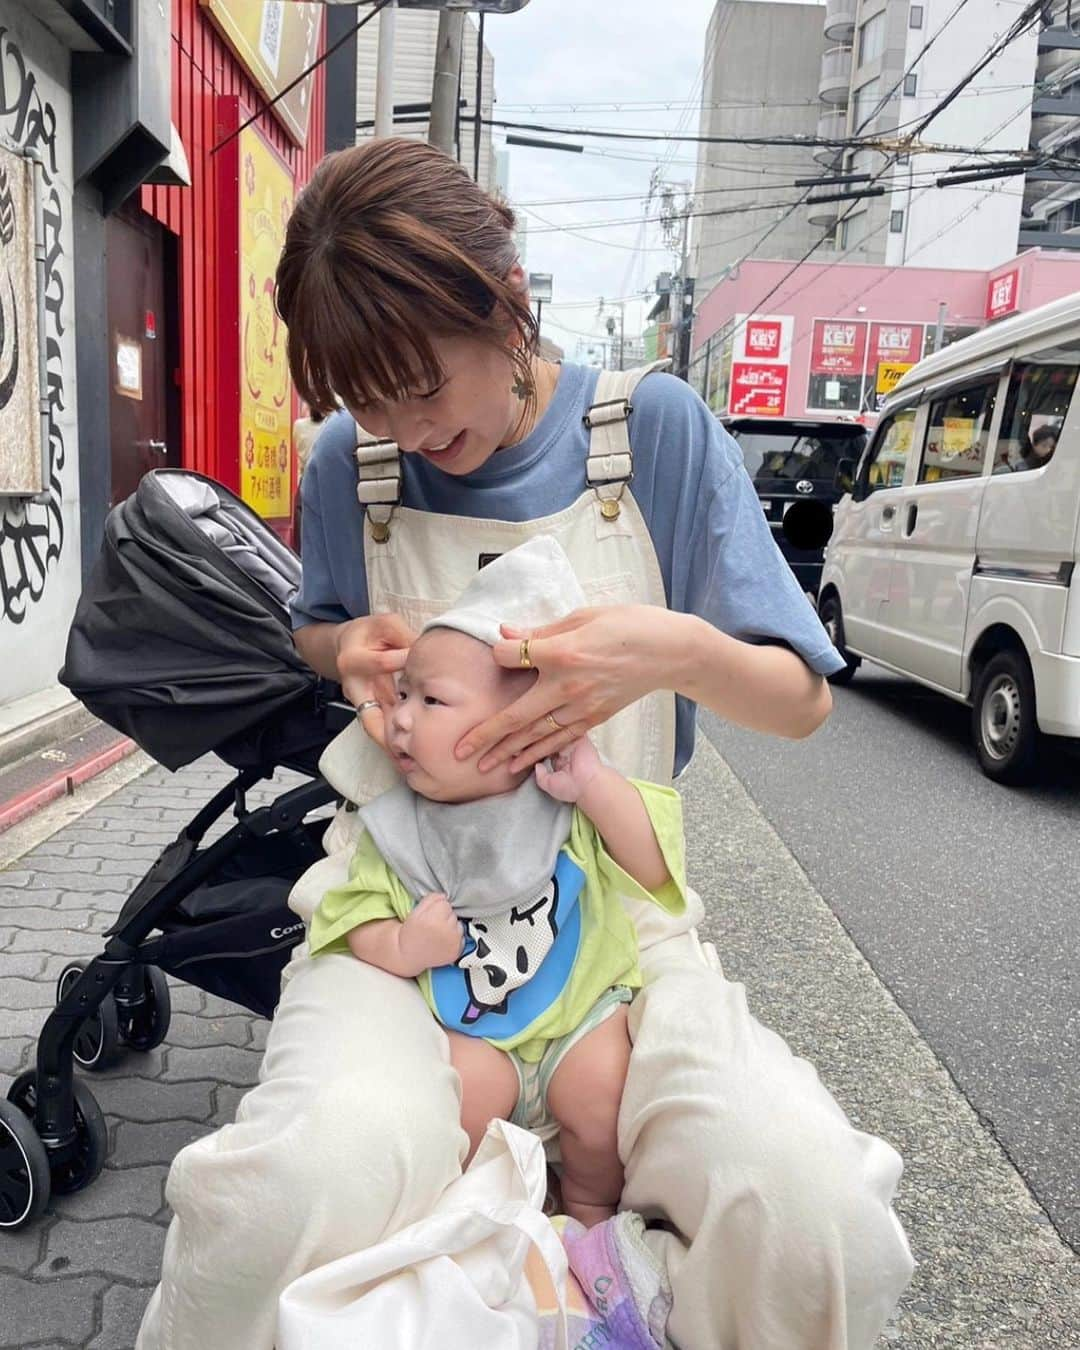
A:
[
  {"xmin": 0, "ymin": 0, "xmax": 333, "ymax": 725},
  {"xmin": 818, "ymin": 0, "xmax": 1039, "ymax": 270},
  {"xmin": 690, "ymin": 248, "xmax": 1080, "ymax": 420},
  {"xmin": 0, "ymin": 3, "xmax": 85, "ymax": 710},
  {"xmin": 688, "ymin": 0, "xmax": 825, "ymax": 295},
  {"xmin": 1021, "ymin": 18, "xmax": 1080, "ymax": 246},
  {"xmin": 688, "ymin": 0, "xmax": 1080, "ymax": 290}
]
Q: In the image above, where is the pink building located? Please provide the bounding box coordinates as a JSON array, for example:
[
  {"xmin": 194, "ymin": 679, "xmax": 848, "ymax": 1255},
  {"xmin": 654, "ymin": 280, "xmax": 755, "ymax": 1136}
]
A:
[{"xmin": 690, "ymin": 249, "xmax": 1080, "ymax": 423}]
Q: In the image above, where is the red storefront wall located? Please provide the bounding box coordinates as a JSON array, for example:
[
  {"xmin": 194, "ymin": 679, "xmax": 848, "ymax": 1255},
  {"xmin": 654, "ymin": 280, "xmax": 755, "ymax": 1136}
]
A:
[{"xmin": 138, "ymin": 0, "xmax": 326, "ymax": 522}]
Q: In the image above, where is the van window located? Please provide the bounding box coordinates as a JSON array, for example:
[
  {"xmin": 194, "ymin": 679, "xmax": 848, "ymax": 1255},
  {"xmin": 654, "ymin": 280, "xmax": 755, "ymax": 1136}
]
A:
[
  {"xmin": 918, "ymin": 380, "xmax": 997, "ymax": 484},
  {"xmin": 992, "ymin": 345, "xmax": 1080, "ymax": 475},
  {"xmin": 861, "ymin": 406, "xmax": 917, "ymax": 494}
]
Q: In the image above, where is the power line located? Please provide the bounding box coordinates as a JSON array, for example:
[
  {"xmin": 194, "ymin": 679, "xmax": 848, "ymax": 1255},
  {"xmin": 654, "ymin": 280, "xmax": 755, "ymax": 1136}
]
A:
[
  {"xmin": 491, "ymin": 87, "xmax": 1037, "ymax": 114},
  {"xmin": 512, "ymin": 157, "xmax": 1053, "ymax": 212},
  {"xmin": 485, "ymin": 114, "xmax": 1035, "ymax": 160}
]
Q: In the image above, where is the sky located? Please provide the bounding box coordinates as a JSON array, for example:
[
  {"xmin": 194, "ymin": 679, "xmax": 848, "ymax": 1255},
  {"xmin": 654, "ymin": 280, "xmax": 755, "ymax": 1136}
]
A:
[{"xmin": 479, "ymin": 0, "xmax": 721, "ymax": 361}]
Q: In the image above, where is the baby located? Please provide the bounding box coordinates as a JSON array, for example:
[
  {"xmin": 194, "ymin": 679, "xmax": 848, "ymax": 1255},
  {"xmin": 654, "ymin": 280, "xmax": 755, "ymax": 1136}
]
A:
[{"xmin": 309, "ymin": 538, "xmax": 686, "ymax": 1228}]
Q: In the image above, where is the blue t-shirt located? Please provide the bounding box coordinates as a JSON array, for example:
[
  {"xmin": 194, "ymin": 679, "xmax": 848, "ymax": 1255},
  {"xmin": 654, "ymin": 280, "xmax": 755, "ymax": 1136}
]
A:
[{"xmin": 291, "ymin": 363, "xmax": 844, "ymax": 775}]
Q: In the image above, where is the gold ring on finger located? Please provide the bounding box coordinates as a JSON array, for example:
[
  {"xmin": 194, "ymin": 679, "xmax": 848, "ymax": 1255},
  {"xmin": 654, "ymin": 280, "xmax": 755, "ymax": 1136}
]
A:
[
  {"xmin": 519, "ymin": 638, "xmax": 533, "ymax": 669},
  {"xmin": 545, "ymin": 712, "xmax": 564, "ymax": 731}
]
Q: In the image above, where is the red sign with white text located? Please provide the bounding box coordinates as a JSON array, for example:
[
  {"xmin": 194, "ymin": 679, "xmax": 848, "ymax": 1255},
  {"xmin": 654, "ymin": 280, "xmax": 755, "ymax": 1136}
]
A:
[
  {"xmin": 810, "ymin": 319, "xmax": 868, "ymax": 376},
  {"xmin": 729, "ymin": 362, "xmax": 789, "ymax": 417},
  {"xmin": 869, "ymin": 320, "xmax": 923, "ymax": 367},
  {"xmin": 986, "ymin": 268, "xmax": 1020, "ymax": 320},
  {"xmin": 744, "ymin": 320, "xmax": 783, "ymax": 360}
]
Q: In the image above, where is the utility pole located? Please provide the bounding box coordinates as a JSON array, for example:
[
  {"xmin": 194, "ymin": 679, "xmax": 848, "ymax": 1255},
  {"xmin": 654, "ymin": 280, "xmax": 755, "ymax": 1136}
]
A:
[
  {"xmin": 373, "ymin": 0, "xmax": 397, "ymax": 139},
  {"xmin": 598, "ymin": 297, "xmax": 627, "ymax": 371},
  {"xmin": 651, "ymin": 174, "xmax": 694, "ymax": 380},
  {"xmin": 429, "ymin": 9, "xmax": 466, "ymax": 157},
  {"xmin": 472, "ymin": 13, "xmax": 485, "ymax": 181}
]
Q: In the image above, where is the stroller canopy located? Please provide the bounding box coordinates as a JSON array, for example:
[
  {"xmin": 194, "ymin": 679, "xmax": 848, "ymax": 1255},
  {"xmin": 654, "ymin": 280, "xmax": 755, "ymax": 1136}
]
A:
[{"xmin": 61, "ymin": 470, "xmax": 320, "ymax": 771}]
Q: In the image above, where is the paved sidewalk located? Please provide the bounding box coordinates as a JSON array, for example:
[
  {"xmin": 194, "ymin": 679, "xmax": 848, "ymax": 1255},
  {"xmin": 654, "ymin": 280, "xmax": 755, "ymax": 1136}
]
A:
[{"xmin": 0, "ymin": 738, "xmax": 1077, "ymax": 1348}]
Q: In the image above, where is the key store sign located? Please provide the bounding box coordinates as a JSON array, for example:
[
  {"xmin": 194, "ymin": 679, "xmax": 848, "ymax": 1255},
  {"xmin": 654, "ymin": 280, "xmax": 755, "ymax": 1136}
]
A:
[
  {"xmin": 870, "ymin": 321, "xmax": 923, "ymax": 367},
  {"xmin": 729, "ymin": 362, "xmax": 789, "ymax": 417},
  {"xmin": 745, "ymin": 320, "xmax": 782, "ymax": 359},
  {"xmin": 732, "ymin": 313, "xmax": 793, "ymax": 365},
  {"xmin": 810, "ymin": 319, "xmax": 868, "ymax": 376},
  {"xmin": 986, "ymin": 268, "xmax": 1020, "ymax": 321}
]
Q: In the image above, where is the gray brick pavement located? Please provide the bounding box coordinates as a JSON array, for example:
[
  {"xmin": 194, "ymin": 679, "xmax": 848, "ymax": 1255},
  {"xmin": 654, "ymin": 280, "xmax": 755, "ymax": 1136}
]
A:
[{"xmin": 0, "ymin": 758, "xmax": 290, "ymax": 1349}]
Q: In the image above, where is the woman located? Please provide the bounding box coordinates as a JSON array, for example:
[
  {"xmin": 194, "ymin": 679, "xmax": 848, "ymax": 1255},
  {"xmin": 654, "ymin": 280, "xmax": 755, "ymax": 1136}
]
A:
[{"xmin": 138, "ymin": 139, "xmax": 912, "ymax": 1350}]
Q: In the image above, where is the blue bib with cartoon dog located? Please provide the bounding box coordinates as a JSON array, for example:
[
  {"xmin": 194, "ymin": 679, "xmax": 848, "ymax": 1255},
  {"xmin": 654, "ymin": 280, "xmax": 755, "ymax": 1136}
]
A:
[{"xmin": 430, "ymin": 852, "xmax": 585, "ymax": 1039}]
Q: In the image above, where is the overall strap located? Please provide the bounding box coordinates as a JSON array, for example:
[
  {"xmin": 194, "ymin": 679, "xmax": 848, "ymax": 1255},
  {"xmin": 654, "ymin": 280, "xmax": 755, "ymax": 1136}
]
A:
[
  {"xmin": 354, "ymin": 422, "xmax": 401, "ymax": 543},
  {"xmin": 583, "ymin": 359, "xmax": 670, "ymax": 517}
]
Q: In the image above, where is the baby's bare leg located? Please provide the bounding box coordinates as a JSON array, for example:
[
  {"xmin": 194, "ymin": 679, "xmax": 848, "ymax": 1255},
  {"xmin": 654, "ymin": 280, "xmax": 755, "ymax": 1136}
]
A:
[
  {"xmin": 546, "ymin": 1004, "xmax": 632, "ymax": 1228},
  {"xmin": 445, "ymin": 1029, "xmax": 520, "ymax": 1164}
]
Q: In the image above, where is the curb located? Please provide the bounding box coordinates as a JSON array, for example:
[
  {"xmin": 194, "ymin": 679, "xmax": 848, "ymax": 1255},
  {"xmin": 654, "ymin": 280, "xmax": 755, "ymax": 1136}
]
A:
[{"xmin": 0, "ymin": 736, "xmax": 138, "ymax": 834}]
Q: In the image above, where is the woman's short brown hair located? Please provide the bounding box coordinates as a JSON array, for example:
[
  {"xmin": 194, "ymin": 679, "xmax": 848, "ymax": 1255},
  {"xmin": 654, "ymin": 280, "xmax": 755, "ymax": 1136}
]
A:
[{"xmin": 275, "ymin": 138, "xmax": 538, "ymax": 418}]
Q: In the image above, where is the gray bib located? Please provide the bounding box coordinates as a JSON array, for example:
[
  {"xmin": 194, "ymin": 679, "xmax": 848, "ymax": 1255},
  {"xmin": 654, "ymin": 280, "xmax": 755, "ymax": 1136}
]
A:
[{"xmin": 359, "ymin": 775, "xmax": 571, "ymax": 919}]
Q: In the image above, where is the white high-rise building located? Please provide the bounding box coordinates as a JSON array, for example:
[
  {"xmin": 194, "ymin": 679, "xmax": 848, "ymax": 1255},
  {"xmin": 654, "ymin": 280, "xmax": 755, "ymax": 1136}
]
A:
[{"xmin": 690, "ymin": 0, "xmax": 1080, "ymax": 286}]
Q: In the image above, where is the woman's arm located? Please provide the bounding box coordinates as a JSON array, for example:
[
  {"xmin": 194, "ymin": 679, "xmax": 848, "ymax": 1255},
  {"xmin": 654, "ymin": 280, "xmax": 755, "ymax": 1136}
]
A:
[
  {"xmin": 664, "ymin": 610, "xmax": 833, "ymax": 740},
  {"xmin": 293, "ymin": 621, "xmax": 345, "ymax": 681}
]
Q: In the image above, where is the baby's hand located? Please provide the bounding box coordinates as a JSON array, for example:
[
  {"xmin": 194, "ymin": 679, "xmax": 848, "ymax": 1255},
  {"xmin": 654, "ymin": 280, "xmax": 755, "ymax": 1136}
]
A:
[
  {"xmin": 534, "ymin": 737, "xmax": 602, "ymax": 803},
  {"xmin": 399, "ymin": 892, "xmax": 463, "ymax": 972}
]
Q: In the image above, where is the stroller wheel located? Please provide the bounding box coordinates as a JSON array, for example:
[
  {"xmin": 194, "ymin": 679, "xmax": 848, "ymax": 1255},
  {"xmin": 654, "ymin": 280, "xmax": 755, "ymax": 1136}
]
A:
[
  {"xmin": 0, "ymin": 1099, "xmax": 51, "ymax": 1229},
  {"xmin": 7, "ymin": 1072, "xmax": 108, "ymax": 1197},
  {"xmin": 117, "ymin": 966, "xmax": 172, "ymax": 1052},
  {"xmin": 55, "ymin": 961, "xmax": 123, "ymax": 1071}
]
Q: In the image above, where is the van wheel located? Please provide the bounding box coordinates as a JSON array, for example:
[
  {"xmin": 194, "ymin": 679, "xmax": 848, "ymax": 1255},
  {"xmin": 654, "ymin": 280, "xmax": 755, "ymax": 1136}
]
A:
[
  {"xmin": 972, "ymin": 650, "xmax": 1040, "ymax": 785},
  {"xmin": 818, "ymin": 595, "xmax": 859, "ymax": 686}
]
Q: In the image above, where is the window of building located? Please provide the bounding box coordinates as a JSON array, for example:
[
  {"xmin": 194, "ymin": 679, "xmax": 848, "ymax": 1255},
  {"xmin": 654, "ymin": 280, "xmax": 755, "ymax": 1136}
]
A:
[
  {"xmin": 903, "ymin": 73, "xmax": 918, "ymax": 96},
  {"xmin": 992, "ymin": 344, "xmax": 1080, "ymax": 474},
  {"xmin": 840, "ymin": 209, "xmax": 868, "ymax": 252},
  {"xmin": 923, "ymin": 324, "xmax": 979, "ymax": 356},
  {"xmin": 858, "ymin": 12, "xmax": 886, "ymax": 65},
  {"xmin": 860, "ymin": 407, "xmax": 918, "ymax": 494},
  {"xmin": 890, "ymin": 209, "xmax": 904, "ymax": 233},
  {"xmin": 1045, "ymin": 197, "xmax": 1080, "ymax": 232},
  {"xmin": 807, "ymin": 369, "xmax": 866, "ymax": 412},
  {"xmin": 851, "ymin": 78, "xmax": 882, "ymax": 133},
  {"xmin": 909, "ymin": 4, "xmax": 924, "ymax": 27},
  {"xmin": 918, "ymin": 380, "xmax": 998, "ymax": 484}
]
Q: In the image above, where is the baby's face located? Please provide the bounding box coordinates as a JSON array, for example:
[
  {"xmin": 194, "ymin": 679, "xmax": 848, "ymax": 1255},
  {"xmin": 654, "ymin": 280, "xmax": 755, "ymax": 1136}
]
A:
[{"xmin": 387, "ymin": 629, "xmax": 532, "ymax": 803}]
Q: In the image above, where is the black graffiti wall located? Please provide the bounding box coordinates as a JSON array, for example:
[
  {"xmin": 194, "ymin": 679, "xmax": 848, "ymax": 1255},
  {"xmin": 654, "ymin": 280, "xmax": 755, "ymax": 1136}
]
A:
[{"xmin": 0, "ymin": 8, "xmax": 78, "ymax": 706}]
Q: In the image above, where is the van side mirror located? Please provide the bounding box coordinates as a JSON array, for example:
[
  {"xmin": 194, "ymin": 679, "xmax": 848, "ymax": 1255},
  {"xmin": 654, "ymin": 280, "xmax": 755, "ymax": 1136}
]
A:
[{"xmin": 834, "ymin": 458, "xmax": 855, "ymax": 493}]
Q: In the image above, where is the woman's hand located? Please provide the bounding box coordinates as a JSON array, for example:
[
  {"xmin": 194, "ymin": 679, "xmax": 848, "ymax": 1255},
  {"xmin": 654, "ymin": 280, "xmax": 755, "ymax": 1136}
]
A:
[
  {"xmin": 335, "ymin": 613, "xmax": 416, "ymax": 751},
  {"xmin": 534, "ymin": 738, "xmax": 602, "ymax": 803},
  {"xmin": 456, "ymin": 605, "xmax": 688, "ymax": 773}
]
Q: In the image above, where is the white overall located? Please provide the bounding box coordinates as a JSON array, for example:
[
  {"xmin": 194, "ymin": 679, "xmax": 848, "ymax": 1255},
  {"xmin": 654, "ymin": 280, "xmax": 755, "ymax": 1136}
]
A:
[{"xmin": 137, "ymin": 366, "xmax": 913, "ymax": 1350}]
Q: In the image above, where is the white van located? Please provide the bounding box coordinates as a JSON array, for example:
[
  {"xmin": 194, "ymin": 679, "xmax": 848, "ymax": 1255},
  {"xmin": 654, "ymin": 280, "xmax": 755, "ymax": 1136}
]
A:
[{"xmin": 819, "ymin": 291, "xmax": 1080, "ymax": 784}]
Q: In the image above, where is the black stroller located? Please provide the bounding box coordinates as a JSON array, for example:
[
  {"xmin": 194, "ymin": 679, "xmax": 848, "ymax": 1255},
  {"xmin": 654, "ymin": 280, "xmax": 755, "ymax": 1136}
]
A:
[{"xmin": 0, "ymin": 470, "xmax": 352, "ymax": 1229}]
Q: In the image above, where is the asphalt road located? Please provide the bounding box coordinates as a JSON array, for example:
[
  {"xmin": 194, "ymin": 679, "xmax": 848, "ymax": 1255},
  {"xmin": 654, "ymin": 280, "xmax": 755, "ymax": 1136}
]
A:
[{"xmin": 701, "ymin": 662, "xmax": 1080, "ymax": 1253}]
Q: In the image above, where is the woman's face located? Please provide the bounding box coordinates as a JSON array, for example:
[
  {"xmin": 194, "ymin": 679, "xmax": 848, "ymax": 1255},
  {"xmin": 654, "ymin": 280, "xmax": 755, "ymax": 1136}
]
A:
[{"xmin": 347, "ymin": 334, "xmax": 528, "ymax": 476}]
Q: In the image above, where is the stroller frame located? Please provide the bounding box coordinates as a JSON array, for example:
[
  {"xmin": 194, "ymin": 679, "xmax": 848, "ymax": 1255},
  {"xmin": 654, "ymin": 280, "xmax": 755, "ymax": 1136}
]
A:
[{"xmin": 2, "ymin": 765, "xmax": 338, "ymax": 1227}]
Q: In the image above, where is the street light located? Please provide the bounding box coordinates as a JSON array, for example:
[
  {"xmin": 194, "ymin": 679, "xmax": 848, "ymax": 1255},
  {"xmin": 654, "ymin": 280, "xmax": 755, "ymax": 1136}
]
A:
[{"xmin": 529, "ymin": 271, "xmax": 553, "ymax": 328}]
